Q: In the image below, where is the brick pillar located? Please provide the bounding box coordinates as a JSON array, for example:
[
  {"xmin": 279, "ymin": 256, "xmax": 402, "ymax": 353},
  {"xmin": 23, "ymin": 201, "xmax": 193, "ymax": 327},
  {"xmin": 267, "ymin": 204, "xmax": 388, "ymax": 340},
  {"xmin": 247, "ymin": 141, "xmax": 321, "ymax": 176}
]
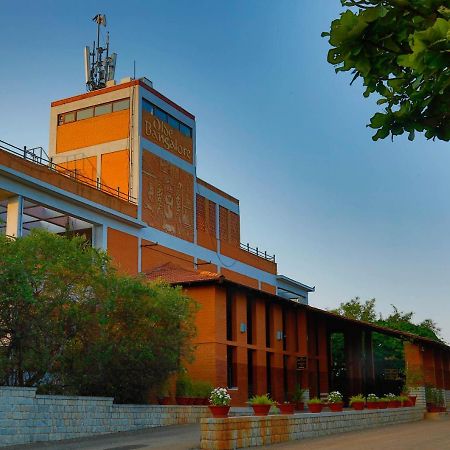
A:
[
  {"xmin": 297, "ymin": 308, "xmax": 309, "ymax": 393},
  {"xmin": 363, "ymin": 331, "xmax": 375, "ymax": 393},
  {"xmin": 423, "ymin": 346, "xmax": 437, "ymax": 386},
  {"xmin": 404, "ymin": 342, "xmax": 426, "ymax": 409},
  {"xmin": 344, "ymin": 329, "xmax": 363, "ymax": 396},
  {"xmin": 443, "ymin": 352, "xmax": 450, "ymax": 407},
  {"xmin": 317, "ymin": 319, "xmax": 329, "ymax": 397}
]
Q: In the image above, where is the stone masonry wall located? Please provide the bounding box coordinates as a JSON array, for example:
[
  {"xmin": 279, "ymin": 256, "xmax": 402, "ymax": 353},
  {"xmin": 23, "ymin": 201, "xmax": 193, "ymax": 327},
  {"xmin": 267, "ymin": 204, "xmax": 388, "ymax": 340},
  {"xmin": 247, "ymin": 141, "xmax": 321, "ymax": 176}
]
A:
[
  {"xmin": 200, "ymin": 408, "xmax": 424, "ymax": 450},
  {"xmin": 0, "ymin": 387, "xmax": 210, "ymax": 447}
]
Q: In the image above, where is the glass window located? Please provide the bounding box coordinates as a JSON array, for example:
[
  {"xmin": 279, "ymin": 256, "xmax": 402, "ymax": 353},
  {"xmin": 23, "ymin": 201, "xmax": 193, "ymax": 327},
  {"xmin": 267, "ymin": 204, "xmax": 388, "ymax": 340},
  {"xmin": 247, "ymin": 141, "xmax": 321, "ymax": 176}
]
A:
[
  {"xmin": 155, "ymin": 107, "xmax": 167, "ymax": 122},
  {"xmin": 168, "ymin": 115, "xmax": 179, "ymax": 131},
  {"xmin": 64, "ymin": 112, "xmax": 75, "ymax": 123},
  {"xmin": 76, "ymin": 107, "xmax": 94, "ymax": 120},
  {"xmin": 180, "ymin": 123, "xmax": 192, "ymax": 138},
  {"xmin": 94, "ymin": 103, "xmax": 112, "ymax": 116},
  {"xmin": 113, "ymin": 98, "xmax": 130, "ymax": 112},
  {"xmin": 142, "ymin": 99, "xmax": 153, "ymax": 114}
]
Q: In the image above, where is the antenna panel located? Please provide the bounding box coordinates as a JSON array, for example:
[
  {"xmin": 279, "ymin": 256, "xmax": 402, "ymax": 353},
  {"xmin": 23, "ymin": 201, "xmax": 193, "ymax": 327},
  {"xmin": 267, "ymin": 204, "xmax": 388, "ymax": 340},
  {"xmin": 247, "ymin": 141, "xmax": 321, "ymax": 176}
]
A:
[
  {"xmin": 84, "ymin": 46, "xmax": 91, "ymax": 84},
  {"xmin": 107, "ymin": 53, "xmax": 117, "ymax": 81}
]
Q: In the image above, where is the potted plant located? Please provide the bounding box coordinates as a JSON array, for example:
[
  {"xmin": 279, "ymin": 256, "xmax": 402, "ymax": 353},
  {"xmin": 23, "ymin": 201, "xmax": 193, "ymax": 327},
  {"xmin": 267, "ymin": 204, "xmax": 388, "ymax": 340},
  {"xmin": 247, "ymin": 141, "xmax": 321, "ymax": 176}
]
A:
[
  {"xmin": 404, "ymin": 367, "xmax": 423, "ymax": 406},
  {"xmin": 425, "ymin": 386, "xmax": 445, "ymax": 412},
  {"xmin": 327, "ymin": 391, "xmax": 343, "ymax": 412},
  {"xmin": 349, "ymin": 394, "xmax": 365, "ymax": 411},
  {"xmin": 156, "ymin": 381, "xmax": 170, "ymax": 405},
  {"xmin": 209, "ymin": 387, "xmax": 231, "ymax": 418},
  {"xmin": 378, "ymin": 396, "xmax": 389, "ymax": 409},
  {"xmin": 399, "ymin": 395, "xmax": 412, "ymax": 407},
  {"xmin": 176, "ymin": 375, "xmax": 192, "ymax": 405},
  {"xmin": 291, "ymin": 384, "xmax": 307, "ymax": 411},
  {"xmin": 366, "ymin": 393, "xmax": 379, "ymax": 409},
  {"xmin": 196, "ymin": 380, "xmax": 213, "ymax": 405},
  {"xmin": 386, "ymin": 393, "xmax": 400, "ymax": 408},
  {"xmin": 278, "ymin": 401, "xmax": 295, "ymax": 415},
  {"xmin": 308, "ymin": 397, "xmax": 323, "ymax": 413},
  {"xmin": 248, "ymin": 394, "xmax": 276, "ymax": 416}
]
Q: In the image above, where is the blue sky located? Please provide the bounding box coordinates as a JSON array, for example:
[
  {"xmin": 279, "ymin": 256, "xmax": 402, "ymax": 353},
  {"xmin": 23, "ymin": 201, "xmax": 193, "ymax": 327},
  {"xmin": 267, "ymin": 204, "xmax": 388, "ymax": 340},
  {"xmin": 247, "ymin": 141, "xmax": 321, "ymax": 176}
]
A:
[{"xmin": 1, "ymin": 1, "xmax": 449, "ymax": 340}]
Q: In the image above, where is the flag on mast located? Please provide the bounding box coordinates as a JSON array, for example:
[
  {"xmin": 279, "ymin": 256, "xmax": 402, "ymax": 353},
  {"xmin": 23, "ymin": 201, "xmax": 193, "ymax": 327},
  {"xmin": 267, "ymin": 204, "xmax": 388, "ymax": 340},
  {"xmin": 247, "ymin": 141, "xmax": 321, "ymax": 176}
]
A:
[{"xmin": 92, "ymin": 14, "xmax": 107, "ymax": 26}]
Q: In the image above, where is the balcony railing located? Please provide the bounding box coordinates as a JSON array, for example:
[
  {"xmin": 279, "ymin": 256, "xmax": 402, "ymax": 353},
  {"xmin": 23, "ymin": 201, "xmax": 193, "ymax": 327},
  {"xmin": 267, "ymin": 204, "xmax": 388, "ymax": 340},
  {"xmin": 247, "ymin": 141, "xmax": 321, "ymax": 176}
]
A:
[
  {"xmin": 240, "ymin": 242, "xmax": 276, "ymax": 262},
  {"xmin": 0, "ymin": 139, "xmax": 137, "ymax": 204}
]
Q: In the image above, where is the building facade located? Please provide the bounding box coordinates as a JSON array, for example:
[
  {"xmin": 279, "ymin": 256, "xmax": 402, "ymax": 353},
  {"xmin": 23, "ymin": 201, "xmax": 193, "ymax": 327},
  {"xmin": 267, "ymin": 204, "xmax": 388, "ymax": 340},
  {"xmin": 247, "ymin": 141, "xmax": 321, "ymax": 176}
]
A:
[{"xmin": 1, "ymin": 77, "xmax": 450, "ymax": 406}]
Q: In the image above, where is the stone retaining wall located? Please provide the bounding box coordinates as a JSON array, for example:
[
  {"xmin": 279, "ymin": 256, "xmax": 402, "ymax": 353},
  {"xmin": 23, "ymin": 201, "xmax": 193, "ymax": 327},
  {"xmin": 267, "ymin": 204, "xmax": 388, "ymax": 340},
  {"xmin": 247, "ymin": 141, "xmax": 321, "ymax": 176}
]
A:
[
  {"xmin": 200, "ymin": 408, "xmax": 424, "ymax": 450},
  {"xmin": 0, "ymin": 387, "xmax": 209, "ymax": 447}
]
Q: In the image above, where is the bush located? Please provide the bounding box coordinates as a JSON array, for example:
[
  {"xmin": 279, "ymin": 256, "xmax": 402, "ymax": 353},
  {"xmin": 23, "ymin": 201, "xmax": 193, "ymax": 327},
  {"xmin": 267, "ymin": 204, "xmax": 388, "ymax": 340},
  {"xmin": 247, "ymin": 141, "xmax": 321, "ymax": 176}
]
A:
[
  {"xmin": 248, "ymin": 394, "xmax": 276, "ymax": 406},
  {"xmin": 308, "ymin": 397, "xmax": 322, "ymax": 404},
  {"xmin": 176, "ymin": 374, "xmax": 193, "ymax": 397},
  {"xmin": 349, "ymin": 394, "xmax": 365, "ymax": 405},
  {"xmin": 0, "ymin": 230, "xmax": 199, "ymax": 404},
  {"xmin": 291, "ymin": 384, "xmax": 307, "ymax": 402}
]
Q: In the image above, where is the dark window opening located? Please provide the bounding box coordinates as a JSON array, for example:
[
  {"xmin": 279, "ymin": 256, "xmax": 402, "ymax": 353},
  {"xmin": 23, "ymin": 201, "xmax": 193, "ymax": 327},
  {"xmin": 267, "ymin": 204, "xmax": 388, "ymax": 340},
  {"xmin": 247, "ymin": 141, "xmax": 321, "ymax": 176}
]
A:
[
  {"xmin": 265, "ymin": 303, "xmax": 272, "ymax": 348},
  {"xmin": 266, "ymin": 352, "xmax": 272, "ymax": 395},
  {"xmin": 247, "ymin": 295, "xmax": 254, "ymax": 345},
  {"xmin": 282, "ymin": 308, "xmax": 287, "ymax": 351},
  {"xmin": 283, "ymin": 355, "xmax": 289, "ymax": 401},
  {"xmin": 226, "ymin": 288, "xmax": 235, "ymax": 341},
  {"xmin": 227, "ymin": 346, "xmax": 237, "ymax": 388},
  {"xmin": 248, "ymin": 349, "xmax": 255, "ymax": 398}
]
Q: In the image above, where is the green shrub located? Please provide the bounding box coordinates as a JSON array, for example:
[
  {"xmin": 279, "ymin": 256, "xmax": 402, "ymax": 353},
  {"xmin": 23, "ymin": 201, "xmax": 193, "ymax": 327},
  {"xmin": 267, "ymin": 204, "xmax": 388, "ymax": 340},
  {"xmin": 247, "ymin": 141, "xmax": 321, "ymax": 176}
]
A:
[
  {"xmin": 176, "ymin": 374, "xmax": 193, "ymax": 397},
  {"xmin": 308, "ymin": 397, "xmax": 322, "ymax": 404},
  {"xmin": 248, "ymin": 394, "xmax": 276, "ymax": 405},
  {"xmin": 349, "ymin": 394, "xmax": 365, "ymax": 405},
  {"xmin": 291, "ymin": 384, "xmax": 307, "ymax": 402}
]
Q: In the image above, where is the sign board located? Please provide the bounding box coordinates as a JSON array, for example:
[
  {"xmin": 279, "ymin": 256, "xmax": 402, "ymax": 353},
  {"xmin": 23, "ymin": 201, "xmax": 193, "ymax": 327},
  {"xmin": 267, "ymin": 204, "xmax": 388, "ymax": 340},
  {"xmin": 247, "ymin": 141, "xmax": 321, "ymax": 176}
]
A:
[{"xmin": 296, "ymin": 356, "xmax": 307, "ymax": 371}]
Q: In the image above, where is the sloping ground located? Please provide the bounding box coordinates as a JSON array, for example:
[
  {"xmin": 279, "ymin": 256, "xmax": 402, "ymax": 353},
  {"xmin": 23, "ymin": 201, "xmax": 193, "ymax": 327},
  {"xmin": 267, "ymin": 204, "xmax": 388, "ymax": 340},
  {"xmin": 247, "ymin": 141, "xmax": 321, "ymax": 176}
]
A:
[
  {"xmin": 254, "ymin": 416, "xmax": 450, "ymax": 450},
  {"xmin": 0, "ymin": 424, "xmax": 200, "ymax": 450}
]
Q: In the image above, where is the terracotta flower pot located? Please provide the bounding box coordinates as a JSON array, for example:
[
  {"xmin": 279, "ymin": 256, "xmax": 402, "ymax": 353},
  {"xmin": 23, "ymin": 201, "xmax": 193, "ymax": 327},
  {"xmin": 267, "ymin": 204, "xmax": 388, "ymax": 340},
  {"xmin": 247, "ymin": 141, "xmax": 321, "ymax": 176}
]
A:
[
  {"xmin": 252, "ymin": 404, "xmax": 272, "ymax": 416},
  {"xmin": 408, "ymin": 395, "xmax": 417, "ymax": 406},
  {"xmin": 158, "ymin": 397, "xmax": 170, "ymax": 405},
  {"xmin": 378, "ymin": 401, "xmax": 388, "ymax": 409},
  {"xmin": 402, "ymin": 399, "xmax": 413, "ymax": 407},
  {"xmin": 202, "ymin": 398, "xmax": 209, "ymax": 405},
  {"xmin": 295, "ymin": 401, "xmax": 305, "ymax": 411},
  {"xmin": 176, "ymin": 397, "xmax": 189, "ymax": 405},
  {"xmin": 308, "ymin": 403, "xmax": 323, "ymax": 413},
  {"xmin": 209, "ymin": 405, "xmax": 230, "ymax": 418},
  {"xmin": 329, "ymin": 403, "xmax": 343, "ymax": 412},
  {"xmin": 388, "ymin": 400, "xmax": 401, "ymax": 408},
  {"xmin": 351, "ymin": 401, "xmax": 364, "ymax": 411},
  {"xmin": 278, "ymin": 403, "xmax": 295, "ymax": 415},
  {"xmin": 194, "ymin": 398, "xmax": 203, "ymax": 405},
  {"xmin": 367, "ymin": 402, "xmax": 379, "ymax": 409}
]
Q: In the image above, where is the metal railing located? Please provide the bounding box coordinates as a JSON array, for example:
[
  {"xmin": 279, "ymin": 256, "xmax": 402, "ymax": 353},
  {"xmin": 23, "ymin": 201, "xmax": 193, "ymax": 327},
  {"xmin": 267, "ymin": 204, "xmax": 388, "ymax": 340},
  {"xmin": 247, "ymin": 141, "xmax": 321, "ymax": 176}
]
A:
[
  {"xmin": 0, "ymin": 139, "xmax": 137, "ymax": 204},
  {"xmin": 240, "ymin": 242, "xmax": 276, "ymax": 262}
]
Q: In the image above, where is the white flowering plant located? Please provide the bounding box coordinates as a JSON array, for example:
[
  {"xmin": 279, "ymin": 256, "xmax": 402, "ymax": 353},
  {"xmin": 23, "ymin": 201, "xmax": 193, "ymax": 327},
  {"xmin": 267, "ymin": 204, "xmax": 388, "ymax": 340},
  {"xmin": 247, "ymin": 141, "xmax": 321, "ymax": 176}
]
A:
[
  {"xmin": 386, "ymin": 393, "xmax": 397, "ymax": 400},
  {"xmin": 327, "ymin": 391, "xmax": 343, "ymax": 404},
  {"xmin": 209, "ymin": 387, "xmax": 231, "ymax": 406},
  {"xmin": 366, "ymin": 393, "xmax": 379, "ymax": 402}
]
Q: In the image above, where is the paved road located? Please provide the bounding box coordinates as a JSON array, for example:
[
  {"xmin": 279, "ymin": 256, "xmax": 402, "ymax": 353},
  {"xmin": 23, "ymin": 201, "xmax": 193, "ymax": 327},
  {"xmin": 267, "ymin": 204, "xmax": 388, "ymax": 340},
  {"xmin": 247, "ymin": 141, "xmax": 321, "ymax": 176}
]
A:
[
  {"xmin": 4, "ymin": 417, "xmax": 450, "ymax": 450},
  {"xmin": 251, "ymin": 417, "xmax": 450, "ymax": 450},
  {"xmin": 2, "ymin": 424, "xmax": 200, "ymax": 450}
]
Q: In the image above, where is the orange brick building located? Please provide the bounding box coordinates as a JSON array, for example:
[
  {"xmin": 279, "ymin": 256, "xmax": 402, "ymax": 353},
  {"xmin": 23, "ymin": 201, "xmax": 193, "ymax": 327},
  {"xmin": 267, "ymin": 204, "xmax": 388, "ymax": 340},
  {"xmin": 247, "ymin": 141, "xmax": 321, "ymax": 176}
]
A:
[{"xmin": 1, "ymin": 76, "xmax": 450, "ymax": 407}]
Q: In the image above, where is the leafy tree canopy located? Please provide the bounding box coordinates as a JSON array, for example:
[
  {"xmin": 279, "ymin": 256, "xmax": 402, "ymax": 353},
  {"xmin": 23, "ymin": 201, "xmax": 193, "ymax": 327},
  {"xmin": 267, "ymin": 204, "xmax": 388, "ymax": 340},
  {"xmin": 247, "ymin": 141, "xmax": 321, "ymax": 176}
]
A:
[
  {"xmin": 332, "ymin": 296, "xmax": 443, "ymax": 342},
  {"xmin": 323, "ymin": 0, "xmax": 450, "ymax": 141},
  {"xmin": 0, "ymin": 230, "xmax": 198, "ymax": 403}
]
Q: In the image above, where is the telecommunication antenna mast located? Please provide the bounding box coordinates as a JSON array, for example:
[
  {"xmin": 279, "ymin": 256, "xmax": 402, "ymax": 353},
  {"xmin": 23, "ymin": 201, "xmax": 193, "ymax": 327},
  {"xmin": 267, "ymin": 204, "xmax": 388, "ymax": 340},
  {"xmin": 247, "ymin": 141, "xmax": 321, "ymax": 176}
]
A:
[{"xmin": 84, "ymin": 14, "xmax": 117, "ymax": 91}]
